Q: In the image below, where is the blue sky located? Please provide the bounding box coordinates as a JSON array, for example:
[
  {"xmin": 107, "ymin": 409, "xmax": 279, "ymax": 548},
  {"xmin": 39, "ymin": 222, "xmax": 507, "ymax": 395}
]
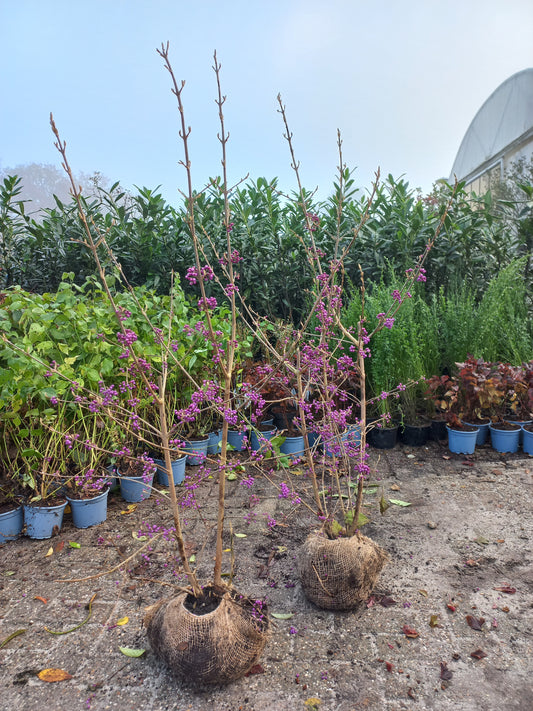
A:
[{"xmin": 1, "ymin": 0, "xmax": 533, "ymax": 205}]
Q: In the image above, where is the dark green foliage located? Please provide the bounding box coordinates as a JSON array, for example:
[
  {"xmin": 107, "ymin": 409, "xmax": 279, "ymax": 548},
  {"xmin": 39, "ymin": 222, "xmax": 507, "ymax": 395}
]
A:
[
  {"xmin": 1, "ymin": 169, "xmax": 531, "ymax": 353},
  {"xmin": 472, "ymin": 258, "xmax": 532, "ymax": 363}
]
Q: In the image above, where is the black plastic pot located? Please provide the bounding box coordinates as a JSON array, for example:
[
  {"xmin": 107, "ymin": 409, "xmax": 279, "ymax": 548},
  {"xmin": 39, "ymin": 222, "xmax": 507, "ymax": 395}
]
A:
[
  {"xmin": 429, "ymin": 419, "xmax": 448, "ymax": 441},
  {"xmin": 271, "ymin": 407, "xmax": 298, "ymax": 431},
  {"xmin": 399, "ymin": 422, "xmax": 431, "ymax": 447},
  {"xmin": 368, "ymin": 424, "xmax": 398, "ymax": 449}
]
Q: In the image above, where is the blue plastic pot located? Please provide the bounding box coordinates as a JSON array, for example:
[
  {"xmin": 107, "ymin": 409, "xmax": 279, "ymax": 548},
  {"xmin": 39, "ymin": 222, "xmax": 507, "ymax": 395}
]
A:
[
  {"xmin": 250, "ymin": 425, "xmax": 276, "ymax": 452},
  {"xmin": 280, "ymin": 434, "xmax": 305, "ymax": 461},
  {"xmin": 323, "ymin": 430, "xmax": 350, "ymax": 457},
  {"xmin": 447, "ymin": 425, "xmax": 479, "ymax": 454},
  {"xmin": 522, "ymin": 425, "xmax": 533, "ymax": 455},
  {"xmin": 66, "ymin": 488, "xmax": 109, "ymax": 528},
  {"xmin": 119, "ymin": 471, "xmax": 155, "ymax": 502},
  {"xmin": 227, "ymin": 428, "xmax": 248, "ymax": 452},
  {"xmin": 462, "ymin": 419, "xmax": 490, "ymax": 446},
  {"xmin": 183, "ymin": 437, "xmax": 209, "ymax": 466},
  {"xmin": 105, "ymin": 464, "xmax": 119, "ymax": 490},
  {"xmin": 207, "ymin": 430, "xmax": 222, "ymax": 455},
  {"xmin": 505, "ymin": 419, "xmax": 532, "ymax": 445},
  {"xmin": 0, "ymin": 505, "xmax": 23, "ymax": 544},
  {"xmin": 347, "ymin": 423, "xmax": 362, "ymax": 447},
  {"xmin": 24, "ymin": 500, "xmax": 67, "ymax": 539},
  {"xmin": 489, "ymin": 424, "xmax": 520, "ymax": 453},
  {"xmin": 306, "ymin": 430, "xmax": 321, "ymax": 449},
  {"xmin": 154, "ymin": 456, "xmax": 186, "ymax": 486}
]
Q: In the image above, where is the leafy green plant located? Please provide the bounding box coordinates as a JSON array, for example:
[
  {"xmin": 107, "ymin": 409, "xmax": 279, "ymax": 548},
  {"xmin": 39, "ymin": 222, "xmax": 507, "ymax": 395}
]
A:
[{"xmin": 472, "ymin": 258, "xmax": 532, "ymax": 364}]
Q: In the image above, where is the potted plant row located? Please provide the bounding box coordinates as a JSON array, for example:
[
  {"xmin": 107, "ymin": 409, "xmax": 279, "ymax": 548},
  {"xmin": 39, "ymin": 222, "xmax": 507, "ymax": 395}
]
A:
[{"xmin": 425, "ymin": 358, "xmax": 533, "ymax": 454}]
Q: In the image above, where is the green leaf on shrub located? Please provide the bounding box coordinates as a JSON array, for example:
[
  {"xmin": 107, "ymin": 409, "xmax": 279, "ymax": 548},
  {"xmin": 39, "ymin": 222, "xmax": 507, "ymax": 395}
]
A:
[
  {"xmin": 331, "ymin": 520, "xmax": 344, "ymax": 537},
  {"xmin": 380, "ymin": 493, "xmax": 391, "ymax": 515},
  {"xmin": 344, "ymin": 511, "xmax": 370, "ymax": 527},
  {"xmin": 226, "ymin": 472, "xmax": 237, "ymax": 481}
]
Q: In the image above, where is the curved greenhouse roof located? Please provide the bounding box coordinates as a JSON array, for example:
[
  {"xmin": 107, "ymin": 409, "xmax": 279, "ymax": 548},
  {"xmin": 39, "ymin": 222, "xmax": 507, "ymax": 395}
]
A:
[{"xmin": 450, "ymin": 68, "xmax": 533, "ymax": 186}]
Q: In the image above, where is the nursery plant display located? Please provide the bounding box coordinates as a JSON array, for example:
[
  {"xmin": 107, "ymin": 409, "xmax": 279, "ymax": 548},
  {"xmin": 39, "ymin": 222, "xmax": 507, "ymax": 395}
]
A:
[{"xmin": 1, "ymin": 37, "xmax": 533, "ymax": 702}]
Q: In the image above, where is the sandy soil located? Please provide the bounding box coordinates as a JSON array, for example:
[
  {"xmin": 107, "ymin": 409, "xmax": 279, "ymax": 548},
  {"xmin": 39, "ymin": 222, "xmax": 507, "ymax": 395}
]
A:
[{"xmin": 1, "ymin": 439, "xmax": 532, "ymax": 710}]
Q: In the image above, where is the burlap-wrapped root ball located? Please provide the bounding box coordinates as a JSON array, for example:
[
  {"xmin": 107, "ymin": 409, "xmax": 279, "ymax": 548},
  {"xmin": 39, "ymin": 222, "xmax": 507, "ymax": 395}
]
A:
[
  {"xmin": 144, "ymin": 586, "xmax": 270, "ymax": 685},
  {"xmin": 298, "ymin": 531, "xmax": 389, "ymax": 610}
]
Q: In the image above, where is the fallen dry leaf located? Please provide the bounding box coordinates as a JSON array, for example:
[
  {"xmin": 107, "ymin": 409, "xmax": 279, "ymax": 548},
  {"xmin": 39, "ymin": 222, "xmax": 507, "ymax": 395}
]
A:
[
  {"xmin": 116, "ymin": 616, "xmax": 129, "ymax": 626},
  {"xmin": 0, "ymin": 629, "xmax": 26, "ymax": 649},
  {"xmin": 471, "ymin": 649, "xmax": 488, "ymax": 660},
  {"xmin": 34, "ymin": 596, "xmax": 48, "ymax": 604},
  {"xmin": 429, "ymin": 614, "xmax": 440, "ymax": 628},
  {"xmin": 465, "ymin": 559, "xmax": 479, "ymax": 567},
  {"xmin": 45, "ymin": 593, "xmax": 97, "ymax": 636},
  {"xmin": 493, "ymin": 586, "xmax": 516, "ymax": 594},
  {"xmin": 466, "ymin": 614, "xmax": 485, "ymax": 631},
  {"xmin": 385, "ymin": 661, "xmax": 394, "ymax": 672},
  {"xmin": 390, "ymin": 484, "xmax": 401, "ymax": 491},
  {"xmin": 245, "ymin": 663, "xmax": 265, "ymax": 676},
  {"xmin": 120, "ymin": 504, "xmax": 137, "ymax": 515},
  {"xmin": 418, "ymin": 589, "xmax": 428, "ymax": 597},
  {"xmin": 37, "ymin": 668, "xmax": 73, "ymax": 683},
  {"xmin": 402, "ymin": 625, "xmax": 419, "ymax": 639},
  {"xmin": 379, "ymin": 596, "xmax": 396, "ymax": 608},
  {"xmin": 501, "ymin": 606, "xmax": 510, "ymax": 613},
  {"xmin": 44, "ymin": 547, "xmax": 53, "ymax": 558},
  {"xmin": 491, "ymin": 469, "xmax": 503, "ymax": 476},
  {"xmin": 440, "ymin": 661, "xmax": 453, "ymax": 681}
]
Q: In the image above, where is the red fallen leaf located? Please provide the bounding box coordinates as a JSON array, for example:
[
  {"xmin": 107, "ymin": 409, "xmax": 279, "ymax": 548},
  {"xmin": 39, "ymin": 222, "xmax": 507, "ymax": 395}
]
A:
[
  {"xmin": 54, "ymin": 541, "xmax": 65, "ymax": 553},
  {"xmin": 447, "ymin": 603, "xmax": 457, "ymax": 612},
  {"xmin": 402, "ymin": 625, "xmax": 419, "ymax": 639},
  {"xmin": 407, "ymin": 687, "xmax": 416, "ymax": 699},
  {"xmin": 440, "ymin": 662, "xmax": 453, "ymax": 681},
  {"xmin": 493, "ymin": 586, "xmax": 516, "ymax": 594},
  {"xmin": 246, "ymin": 663, "xmax": 265, "ymax": 676},
  {"xmin": 379, "ymin": 596, "xmax": 396, "ymax": 608},
  {"xmin": 461, "ymin": 460, "xmax": 474, "ymax": 466},
  {"xmin": 471, "ymin": 649, "xmax": 488, "ymax": 660},
  {"xmin": 34, "ymin": 596, "xmax": 48, "ymax": 604},
  {"xmin": 385, "ymin": 662, "xmax": 394, "ymax": 672},
  {"xmin": 465, "ymin": 559, "xmax": 479, "ymax": 567},
  {"xmin": 366, "ymin": 596, "xmax": 376, "ymax": 608},
  {"xmin": 466, "ymin": 614, "xmax": 485, "ymax": 631}
]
